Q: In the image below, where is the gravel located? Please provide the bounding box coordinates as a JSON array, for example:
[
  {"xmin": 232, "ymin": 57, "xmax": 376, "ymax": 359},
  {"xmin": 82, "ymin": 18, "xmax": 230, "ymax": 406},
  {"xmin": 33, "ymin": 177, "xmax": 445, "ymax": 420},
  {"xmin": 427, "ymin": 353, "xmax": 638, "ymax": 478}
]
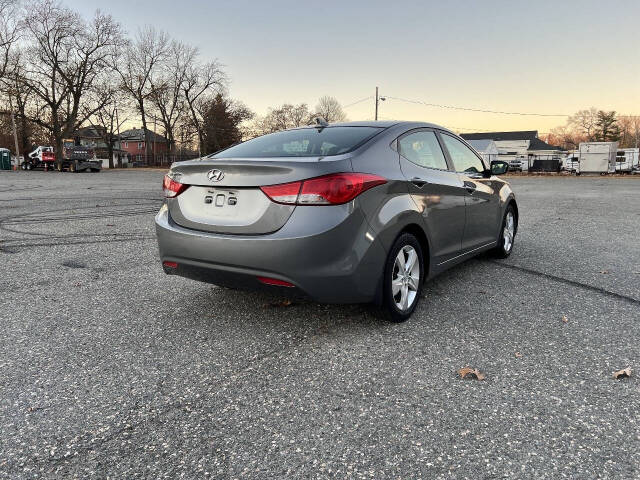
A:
[{"xmin": 1, "ymin": 171, "xmax": 639, "ymax": 479}]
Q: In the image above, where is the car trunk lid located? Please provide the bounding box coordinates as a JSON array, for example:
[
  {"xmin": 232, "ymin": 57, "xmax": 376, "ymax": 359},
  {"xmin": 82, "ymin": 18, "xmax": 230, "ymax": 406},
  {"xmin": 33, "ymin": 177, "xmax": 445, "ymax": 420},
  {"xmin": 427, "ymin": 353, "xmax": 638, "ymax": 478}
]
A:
[{"xmin": 167, "ymin": 157, "xmax": 352, "ymax": 234}]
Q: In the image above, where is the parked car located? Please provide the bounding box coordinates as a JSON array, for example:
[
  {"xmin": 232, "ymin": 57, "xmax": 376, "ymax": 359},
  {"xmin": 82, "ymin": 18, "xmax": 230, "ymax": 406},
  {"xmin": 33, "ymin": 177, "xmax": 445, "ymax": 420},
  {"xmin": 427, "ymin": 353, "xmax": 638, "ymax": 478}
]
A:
[
  {"xmin": 563, "ymin": 153, "xmax": 579, "ymax": 172},
  {"xmin": 155, "ymin": 121, "xmax": 517, "ymax": 322},
  {"xmin": 507, "ymin": 156, "xmax": 528, "ymax": 172}
]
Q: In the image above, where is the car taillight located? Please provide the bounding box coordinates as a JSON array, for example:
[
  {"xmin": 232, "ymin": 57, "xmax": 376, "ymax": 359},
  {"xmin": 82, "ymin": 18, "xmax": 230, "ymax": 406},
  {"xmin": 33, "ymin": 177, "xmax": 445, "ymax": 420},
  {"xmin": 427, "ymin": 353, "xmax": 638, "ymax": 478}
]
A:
[
  {"xmin": 260, "ymin": 181, "xmax": 302, "ymax": 204},
  {"xmin": 260, "ymin": 173, "xmax": 386, "ymax": 205},
  {"xmin": 163, "ymin": 174, "xmax": 188, "ymax": 198}
]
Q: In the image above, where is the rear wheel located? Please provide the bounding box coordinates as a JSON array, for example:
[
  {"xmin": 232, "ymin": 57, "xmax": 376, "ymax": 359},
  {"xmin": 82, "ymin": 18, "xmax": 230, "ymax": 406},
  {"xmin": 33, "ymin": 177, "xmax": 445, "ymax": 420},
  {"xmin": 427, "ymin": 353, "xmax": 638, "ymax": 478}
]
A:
[
  {"xmin": 381, "ymin": 233, "xmax": 424, "ymax": 323},
  {"xmin": 492, "ymin": 205, "xmax": 516, "ymax": 258}
]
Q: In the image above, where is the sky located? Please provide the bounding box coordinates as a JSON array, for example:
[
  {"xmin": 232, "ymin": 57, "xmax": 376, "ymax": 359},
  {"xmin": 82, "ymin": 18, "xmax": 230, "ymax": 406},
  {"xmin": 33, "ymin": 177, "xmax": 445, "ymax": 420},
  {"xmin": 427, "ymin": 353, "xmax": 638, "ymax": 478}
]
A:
[{"xmin": 66, "ymin": 0, "xmax": 640, "ymax": 134}]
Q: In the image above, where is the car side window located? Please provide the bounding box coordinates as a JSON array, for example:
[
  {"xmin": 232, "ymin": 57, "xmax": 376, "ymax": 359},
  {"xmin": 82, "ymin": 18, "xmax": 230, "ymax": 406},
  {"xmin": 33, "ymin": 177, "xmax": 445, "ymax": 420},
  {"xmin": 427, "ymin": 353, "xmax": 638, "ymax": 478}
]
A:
[
  {"xmin": 441, "ymin": 134, "xmax": 486, "ymax": 174},
  {"xmin": 398, "ymin": 131, "xmax": 448, "ymax": 170}
]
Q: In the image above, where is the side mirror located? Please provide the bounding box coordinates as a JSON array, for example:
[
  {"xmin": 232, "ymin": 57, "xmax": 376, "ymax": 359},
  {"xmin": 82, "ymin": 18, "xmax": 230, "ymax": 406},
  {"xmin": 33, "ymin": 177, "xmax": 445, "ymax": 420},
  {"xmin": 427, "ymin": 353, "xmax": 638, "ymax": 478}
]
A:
[{"xmin": 490, "ymin": 160, "xmax": 509, "ymax": 176}]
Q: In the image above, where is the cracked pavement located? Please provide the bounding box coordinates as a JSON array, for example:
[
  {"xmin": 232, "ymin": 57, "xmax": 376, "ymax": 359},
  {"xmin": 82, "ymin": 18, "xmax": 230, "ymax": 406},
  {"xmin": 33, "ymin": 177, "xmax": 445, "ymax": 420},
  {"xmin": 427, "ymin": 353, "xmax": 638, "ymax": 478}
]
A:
[{"xmin": 1, "ymin": 171, "xmax": 639, "ymax": 479}]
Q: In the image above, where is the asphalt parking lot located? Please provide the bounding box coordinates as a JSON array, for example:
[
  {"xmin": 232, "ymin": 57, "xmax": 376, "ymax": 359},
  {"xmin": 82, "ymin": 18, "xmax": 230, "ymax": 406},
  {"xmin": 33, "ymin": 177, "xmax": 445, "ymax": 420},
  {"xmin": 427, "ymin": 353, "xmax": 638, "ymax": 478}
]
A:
[{"xmin": 1, "ymin": 170, "xmax": 639, "ymax": 479}]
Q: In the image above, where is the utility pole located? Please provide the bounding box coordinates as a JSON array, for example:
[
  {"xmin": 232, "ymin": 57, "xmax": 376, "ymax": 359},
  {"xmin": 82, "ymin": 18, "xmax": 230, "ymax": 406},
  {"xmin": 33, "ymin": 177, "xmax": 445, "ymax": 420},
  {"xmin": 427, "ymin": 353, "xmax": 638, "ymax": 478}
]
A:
[
  {"xmin": 375, "ymin": 87, "xmax": 379, "ymax": 121},
  {"xmin": 8, "ymin": 96, "xmax": 20, "ymax": 171}
]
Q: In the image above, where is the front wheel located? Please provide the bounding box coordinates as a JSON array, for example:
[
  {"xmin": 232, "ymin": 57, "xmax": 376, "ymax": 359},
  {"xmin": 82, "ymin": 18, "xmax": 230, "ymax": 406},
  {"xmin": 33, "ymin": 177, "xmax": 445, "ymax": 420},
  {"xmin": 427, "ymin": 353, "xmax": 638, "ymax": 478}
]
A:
[
  {"xmin": 381, "ymin": 233, "xmax": 424, "ymax": 323},
  {"xmin": 492, "ymin": 206, "xmax": 516, "ymax": 258}
]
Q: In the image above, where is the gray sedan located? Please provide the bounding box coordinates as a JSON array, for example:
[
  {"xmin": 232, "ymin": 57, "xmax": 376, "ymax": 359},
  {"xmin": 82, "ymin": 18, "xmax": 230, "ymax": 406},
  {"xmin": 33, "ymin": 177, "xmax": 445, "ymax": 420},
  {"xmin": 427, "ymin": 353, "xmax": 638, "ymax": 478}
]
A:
[{"xmin": 155, "ymin": 121, "xmax": 517, "ymax": 321}]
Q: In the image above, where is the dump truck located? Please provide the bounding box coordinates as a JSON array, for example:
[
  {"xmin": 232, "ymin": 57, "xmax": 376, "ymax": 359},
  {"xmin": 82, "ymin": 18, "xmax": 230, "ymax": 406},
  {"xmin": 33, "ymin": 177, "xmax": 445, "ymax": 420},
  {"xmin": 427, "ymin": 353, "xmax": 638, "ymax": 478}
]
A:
[{"xmin": 56, "ymin": 140, "xmax": 101, "ymax": 172}]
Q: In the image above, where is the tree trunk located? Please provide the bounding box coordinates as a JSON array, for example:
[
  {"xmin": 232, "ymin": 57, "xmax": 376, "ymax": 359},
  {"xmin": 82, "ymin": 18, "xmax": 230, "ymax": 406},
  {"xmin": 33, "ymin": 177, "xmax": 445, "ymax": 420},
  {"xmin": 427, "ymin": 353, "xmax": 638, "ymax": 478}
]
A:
[
  {"xmin": 54, "ymin": 135, "xmax": 64, "ymax": 170},
  {"xmin": 19, "ymin": 114, "xmax": 30, "ymax": 157},
  {"xmin": 138, "ymin": 98, "xmax": 151, "ymax": 165},
  {"xmin": 198, "ymin": 131, "xmax": 205, "ymax": 157},
  {"xmin": 108, "ymin": 138, "xmax": 114, "ymax": 169}
]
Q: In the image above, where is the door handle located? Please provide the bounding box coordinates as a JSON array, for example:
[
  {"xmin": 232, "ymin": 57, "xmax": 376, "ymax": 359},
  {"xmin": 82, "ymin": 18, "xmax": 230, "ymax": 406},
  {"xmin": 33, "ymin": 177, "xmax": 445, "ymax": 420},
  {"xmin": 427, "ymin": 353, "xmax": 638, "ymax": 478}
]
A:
[
  {"xmin": 411, "ymin": 177, "xmax": 427, "ymax": 188},
  {"xmin": 463, "ymin": 181, "xmax": 476, "ymax": 194}
]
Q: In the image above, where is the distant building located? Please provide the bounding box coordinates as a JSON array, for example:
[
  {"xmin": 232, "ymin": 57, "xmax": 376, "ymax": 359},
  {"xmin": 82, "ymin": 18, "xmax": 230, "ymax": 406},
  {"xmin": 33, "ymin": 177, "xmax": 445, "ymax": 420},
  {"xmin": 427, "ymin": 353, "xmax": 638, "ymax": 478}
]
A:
[
  {"xmin": 461, "ymin": 131, "xmax": 564, "ymax": 171},
  {"xmin": 118, "ymin": 127, "xmax": 168, "ymax": 163},
  {"xmin": 466, "ymin": 139, "xmax": 499, "ymax": 164},
  {"xmin": 73, "ymin": 126, "xmax": 128, "ymax": 168}
]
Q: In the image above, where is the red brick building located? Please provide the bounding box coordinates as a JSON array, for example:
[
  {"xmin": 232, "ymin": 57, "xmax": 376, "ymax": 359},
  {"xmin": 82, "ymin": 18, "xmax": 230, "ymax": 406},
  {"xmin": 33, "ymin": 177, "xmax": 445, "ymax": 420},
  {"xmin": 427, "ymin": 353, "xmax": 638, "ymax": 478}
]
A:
[{"xmin": 119, "ymin": 128, "xmax": 169, "ymax": 164}]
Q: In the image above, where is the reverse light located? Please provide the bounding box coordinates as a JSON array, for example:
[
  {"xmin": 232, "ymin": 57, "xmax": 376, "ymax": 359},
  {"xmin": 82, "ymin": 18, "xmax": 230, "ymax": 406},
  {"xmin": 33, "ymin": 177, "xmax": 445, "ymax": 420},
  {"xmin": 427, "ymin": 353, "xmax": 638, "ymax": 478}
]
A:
[
  {"xmin": 163, "ymin": 174, "xmax": 189, "ymax": 198},
  {"xmin": 260, "ymin": 173, "xmax": 386, "ymax": 205}
]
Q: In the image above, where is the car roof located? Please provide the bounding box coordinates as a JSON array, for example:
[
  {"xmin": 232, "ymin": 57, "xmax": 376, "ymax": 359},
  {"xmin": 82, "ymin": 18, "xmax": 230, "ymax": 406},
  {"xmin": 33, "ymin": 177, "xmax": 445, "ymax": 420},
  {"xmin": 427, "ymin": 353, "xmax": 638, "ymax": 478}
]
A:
[{"xmin": 295, "ymin": 120, "xmax": 454, "ymax": 133}]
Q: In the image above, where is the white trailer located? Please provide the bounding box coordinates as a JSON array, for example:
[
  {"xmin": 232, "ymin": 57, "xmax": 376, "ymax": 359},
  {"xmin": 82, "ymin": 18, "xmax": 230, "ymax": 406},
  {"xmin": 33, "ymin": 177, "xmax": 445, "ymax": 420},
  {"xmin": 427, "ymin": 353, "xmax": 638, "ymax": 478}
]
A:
[
  {"xmin": 614, "ymin": 148, "xmax": 639, "ymax": 173},
  {"xmin": 577, "ymin": 142, "xmax": 618, "ymax": 174}
]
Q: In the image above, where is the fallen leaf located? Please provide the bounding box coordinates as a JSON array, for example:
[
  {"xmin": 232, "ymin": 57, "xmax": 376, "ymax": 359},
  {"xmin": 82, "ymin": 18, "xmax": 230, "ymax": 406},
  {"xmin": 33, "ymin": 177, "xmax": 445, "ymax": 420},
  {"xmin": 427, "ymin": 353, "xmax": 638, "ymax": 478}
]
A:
[
  {"xmin": 599, "ymin": 270, "xmax": 610, "ymax": 274},
  {"xmin": 263, "ymin": 299, "xmax": 293, "ymax": 308},
  {"xmin": 613, "ymin": 367, "xmax": 632, "ymax": 379},
  {"xmin": 514, "ymin": 352, "xmax": 522, "ymax": 358},
  {"xmin": 562, "ymin": 315, "xmax": 568, "ymax": 323},
  {"xmin": 458, "ymin": 367, "xmax": 485, "ymax": 381}
]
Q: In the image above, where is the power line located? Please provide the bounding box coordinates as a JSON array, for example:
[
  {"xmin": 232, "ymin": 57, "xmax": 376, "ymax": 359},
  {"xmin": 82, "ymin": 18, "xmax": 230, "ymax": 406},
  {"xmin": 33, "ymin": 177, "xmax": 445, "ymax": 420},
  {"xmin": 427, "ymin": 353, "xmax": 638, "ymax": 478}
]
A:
[
  {"xmin": 385, "ymin": 95, "xmax": 571, "ymax": 117},
  {"xmin": 342, "ymin": 96, "xmax": 373, "ymax": 109}
]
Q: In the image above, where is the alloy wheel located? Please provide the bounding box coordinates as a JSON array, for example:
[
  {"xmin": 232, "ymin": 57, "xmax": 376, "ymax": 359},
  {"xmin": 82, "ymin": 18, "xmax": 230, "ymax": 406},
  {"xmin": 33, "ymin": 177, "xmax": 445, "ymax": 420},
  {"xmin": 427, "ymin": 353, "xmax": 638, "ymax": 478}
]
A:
[
  {"xmin": 392, "ymin": 245, "xmax": 420, "ymax": 311},
  {"xmin": 503, "ymin": 211, "xmax": 515, "ymax": 253}
]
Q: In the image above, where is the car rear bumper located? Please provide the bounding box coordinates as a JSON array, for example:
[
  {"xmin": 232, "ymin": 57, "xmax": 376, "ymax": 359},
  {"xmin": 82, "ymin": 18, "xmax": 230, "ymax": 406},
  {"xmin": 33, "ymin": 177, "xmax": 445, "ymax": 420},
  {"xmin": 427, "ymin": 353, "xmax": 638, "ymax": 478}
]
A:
[{"xmin": 155, "ymin": 203, "xmax": 388, "ymax": 303}]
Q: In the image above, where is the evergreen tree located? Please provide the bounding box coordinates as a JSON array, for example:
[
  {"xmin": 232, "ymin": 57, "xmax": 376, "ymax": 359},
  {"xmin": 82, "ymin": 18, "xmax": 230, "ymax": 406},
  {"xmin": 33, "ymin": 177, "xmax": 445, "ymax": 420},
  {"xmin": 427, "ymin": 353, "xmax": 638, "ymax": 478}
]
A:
[{"xmin": 594, "ymin": 110, "xmax": 621, "ymax": 142}]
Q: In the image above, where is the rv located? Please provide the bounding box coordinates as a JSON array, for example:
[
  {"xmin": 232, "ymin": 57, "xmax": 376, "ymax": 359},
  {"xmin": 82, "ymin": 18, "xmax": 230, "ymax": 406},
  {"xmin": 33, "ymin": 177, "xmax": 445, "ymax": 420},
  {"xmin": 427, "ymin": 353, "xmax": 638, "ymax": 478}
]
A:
[
  {"xmin": 576, "ymin": 142, "xmax": 618, "ymax": 175},
  {"xmin": 615, "ymin": 148, "xmax": 639, "ymax": 173}
]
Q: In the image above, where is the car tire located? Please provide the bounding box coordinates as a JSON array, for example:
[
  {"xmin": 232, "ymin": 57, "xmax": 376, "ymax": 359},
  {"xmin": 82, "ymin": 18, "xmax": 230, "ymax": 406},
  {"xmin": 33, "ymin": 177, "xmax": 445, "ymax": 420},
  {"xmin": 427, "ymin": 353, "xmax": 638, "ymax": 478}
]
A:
[
  {"xmin": 492, "ymin": 205, "xmax": 516, "ymax": 258},
  {"xmin": 381, "ymin": 232, "xmax": 424, "ymax": 323}
]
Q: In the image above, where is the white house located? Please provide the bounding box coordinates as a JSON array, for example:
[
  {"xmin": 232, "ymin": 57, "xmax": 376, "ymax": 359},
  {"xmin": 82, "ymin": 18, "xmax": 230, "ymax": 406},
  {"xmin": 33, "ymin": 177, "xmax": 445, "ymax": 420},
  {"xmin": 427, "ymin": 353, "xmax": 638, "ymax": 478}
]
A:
[
  {"xmin": 461, "ymin": 131, "xmax": 565, "ymax": 172},
  {"xmin": 465, "ymin": 139, "xmax": 499, "ymax": 164}
]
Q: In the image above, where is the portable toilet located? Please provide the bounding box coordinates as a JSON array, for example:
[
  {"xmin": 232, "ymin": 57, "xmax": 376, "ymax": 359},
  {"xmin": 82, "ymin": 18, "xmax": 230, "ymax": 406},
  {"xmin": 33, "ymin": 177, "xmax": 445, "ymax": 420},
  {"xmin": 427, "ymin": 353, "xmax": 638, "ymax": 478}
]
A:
[{"xmin": 0, "ymin": 148, "xmax": 11, "ymax": 170}]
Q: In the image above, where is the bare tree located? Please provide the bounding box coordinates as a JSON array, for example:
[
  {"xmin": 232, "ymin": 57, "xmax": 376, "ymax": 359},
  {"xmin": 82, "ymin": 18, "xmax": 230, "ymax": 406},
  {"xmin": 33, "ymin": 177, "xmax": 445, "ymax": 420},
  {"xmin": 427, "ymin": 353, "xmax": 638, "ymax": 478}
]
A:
[
  {"xmin": 546, "ymin": 124, "xmax": 585, "ymax": 150},
  {"xmin": 86, "ymin": 80, "xmax": 128, "ymax": 168},
  {"xmin": 568, "ymin": 107, "xmax": 599, "ymax": 141},
  {"xmin": 150, "ymin": 40, "xmax": 196, "ymax": 153},
  {"xmin": 15, "ymin": 0, "xmax": 123, "ymax": 167},
  {"xmin": 0, "ymin": 0, "xmax": 20, "ymax": 80},
  {"xmin": 0, "ymin": 51, "xmax": 35, "ymax": 155},
  {"xmin": 115, "ymin": 26, "xmax": 169, "ymax": 162},
  {"xmin": 314, "ymin": 96, "xmax": 347, "ymax": 123},
  {"xmin": 252, "ymin": 103, "xmax": 312, "ymax": 135},
  {"xmin": 182, "ymin": 60, "xmax": 225, "ymax": 155},
  {"xmin": 618, "ymin": 115, "xmax": 640, "ymax": 148}
]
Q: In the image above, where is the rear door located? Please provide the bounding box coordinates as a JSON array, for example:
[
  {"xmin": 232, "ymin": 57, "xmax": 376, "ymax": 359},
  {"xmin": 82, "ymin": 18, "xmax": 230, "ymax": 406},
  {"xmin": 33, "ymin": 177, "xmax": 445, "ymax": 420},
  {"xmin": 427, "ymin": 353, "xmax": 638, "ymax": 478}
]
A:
[
  {"xmin": 396, "ymin": 129, "xmax": 466, "ymax": 262},
  {"xmin": 439, "ymin": 132, "xmax": 501, "ymax": 251}
]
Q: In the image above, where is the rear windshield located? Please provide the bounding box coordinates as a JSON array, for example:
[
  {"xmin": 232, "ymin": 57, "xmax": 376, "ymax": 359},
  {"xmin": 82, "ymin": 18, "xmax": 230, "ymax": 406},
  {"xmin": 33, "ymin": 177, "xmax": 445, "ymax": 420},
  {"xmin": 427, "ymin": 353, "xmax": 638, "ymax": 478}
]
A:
[{"xmin": 210, "ymin": 126, "xmax": 384, "ymax": 158}]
